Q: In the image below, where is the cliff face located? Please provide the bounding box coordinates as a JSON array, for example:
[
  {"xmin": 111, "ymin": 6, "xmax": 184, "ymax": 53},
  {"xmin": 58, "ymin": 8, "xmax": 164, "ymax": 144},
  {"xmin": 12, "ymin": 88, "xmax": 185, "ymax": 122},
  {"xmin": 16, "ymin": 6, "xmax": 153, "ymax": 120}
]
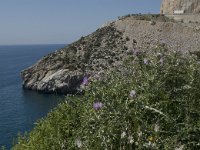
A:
[
  {"xmin": 161, "ymin": 0, "xmax": 200, "ymax": 15},
  {"xmin": 21, "ymin": 15, "xmax": 200, "ymax": 94},
  {"xmin": 22, "ymin": 25, "xmax": 126, "ymax": 94}
]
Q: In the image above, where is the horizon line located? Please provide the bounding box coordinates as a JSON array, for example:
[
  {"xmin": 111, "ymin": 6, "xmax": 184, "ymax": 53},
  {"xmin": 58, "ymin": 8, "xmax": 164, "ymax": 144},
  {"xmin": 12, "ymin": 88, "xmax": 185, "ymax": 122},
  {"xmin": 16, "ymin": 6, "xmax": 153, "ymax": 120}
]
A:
[{"xmin": 0, "ymin": 43, "xmax": 67, "ymax": 46}]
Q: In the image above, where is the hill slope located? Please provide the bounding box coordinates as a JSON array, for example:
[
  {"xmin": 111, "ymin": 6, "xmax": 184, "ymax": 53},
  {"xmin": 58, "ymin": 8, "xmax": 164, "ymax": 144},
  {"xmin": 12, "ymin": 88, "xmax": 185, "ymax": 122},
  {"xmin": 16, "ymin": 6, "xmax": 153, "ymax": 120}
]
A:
[
  {"xmin": 15, "ymin": 45, "xmax": 200, "ymax": 149},
  {"xmin": 21, "ymin": 14, "xmax": 200, "ymax": 94}
]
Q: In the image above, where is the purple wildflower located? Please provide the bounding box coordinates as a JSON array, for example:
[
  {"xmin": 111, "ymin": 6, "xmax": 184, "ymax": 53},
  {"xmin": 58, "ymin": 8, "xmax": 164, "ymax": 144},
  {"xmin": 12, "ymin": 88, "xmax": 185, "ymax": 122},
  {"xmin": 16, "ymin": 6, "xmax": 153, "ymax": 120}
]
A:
[
  {"xmin": 133, "ymin": 49, "xmax": 139, "ymax": 55},
  {"xmin": 93, "ymin": 102, "xmax": 103, "ymax": 110},
  {"xmin": 144, "ymin": 58, "xmax": 149, "ymax": 65},
  {"xmin": 133, "ymin": 48, "xmax": 140, "ymax": 55},
  {"xmin": 82, "ymin": 76, "xmax": 89, "ymax": 85},
  {"xmin": 129, "ymin": 90, "xmax": 136, "ymax": 97}
]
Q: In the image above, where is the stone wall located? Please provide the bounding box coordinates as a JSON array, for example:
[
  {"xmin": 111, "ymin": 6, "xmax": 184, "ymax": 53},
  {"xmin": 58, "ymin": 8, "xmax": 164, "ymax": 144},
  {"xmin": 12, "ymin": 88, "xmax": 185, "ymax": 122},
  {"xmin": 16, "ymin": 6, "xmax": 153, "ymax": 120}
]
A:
[{"xmin": 166, "ymin": 14, "xmax": 200, "ymax": 23}]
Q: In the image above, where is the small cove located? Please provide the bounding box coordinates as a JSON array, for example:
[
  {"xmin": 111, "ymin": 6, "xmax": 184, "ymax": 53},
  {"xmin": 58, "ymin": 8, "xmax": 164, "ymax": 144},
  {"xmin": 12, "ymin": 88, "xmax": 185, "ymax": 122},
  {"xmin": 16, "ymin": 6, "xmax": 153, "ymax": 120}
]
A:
[{"xmin": 0, "ymin": 44, "xmax": 65, "ymax": 149}]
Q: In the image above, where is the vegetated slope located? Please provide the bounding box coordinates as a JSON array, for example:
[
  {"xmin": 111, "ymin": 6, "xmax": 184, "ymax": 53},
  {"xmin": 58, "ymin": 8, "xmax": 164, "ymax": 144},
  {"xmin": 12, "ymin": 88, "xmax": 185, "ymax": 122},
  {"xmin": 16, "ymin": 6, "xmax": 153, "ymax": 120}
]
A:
[
  {"xmin": 14, "ymin": 46, "xmax": 200, "ymax": 149},
  {"xmin": 21, "ymin": 14, "xmax": 200, "ymax": 94}
]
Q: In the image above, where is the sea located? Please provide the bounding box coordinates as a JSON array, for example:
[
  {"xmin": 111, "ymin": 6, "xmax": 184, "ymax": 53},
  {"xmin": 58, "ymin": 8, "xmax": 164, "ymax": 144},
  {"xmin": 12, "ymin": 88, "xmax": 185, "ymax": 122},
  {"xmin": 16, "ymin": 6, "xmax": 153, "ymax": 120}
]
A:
[{"xmin": 0, "ymin": 44, "xmax": 66, "ymax": 149}]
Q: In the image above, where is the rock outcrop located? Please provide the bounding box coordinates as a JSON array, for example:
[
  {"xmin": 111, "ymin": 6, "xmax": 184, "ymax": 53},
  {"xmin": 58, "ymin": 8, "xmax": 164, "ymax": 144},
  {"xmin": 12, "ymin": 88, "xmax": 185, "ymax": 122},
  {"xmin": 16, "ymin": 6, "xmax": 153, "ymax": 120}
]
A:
[
  {"xmin": 22, "ymin": 25, "xmax": 126, "ymax": 94},
  {"xmin": 161, "ymin": 0, "xmax": 200, "ymax": 15},
  {"xmin": 21, "ymin": 14, "xmax": 200, "ymax": 94}
]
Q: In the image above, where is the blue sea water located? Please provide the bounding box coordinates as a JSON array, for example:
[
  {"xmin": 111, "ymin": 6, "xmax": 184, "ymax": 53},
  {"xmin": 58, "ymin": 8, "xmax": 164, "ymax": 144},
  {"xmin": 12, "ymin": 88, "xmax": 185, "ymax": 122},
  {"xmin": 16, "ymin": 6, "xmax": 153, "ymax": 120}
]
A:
[{"xmin": 0, "ymin": 44, "xmax": 66, "ymax": 149}]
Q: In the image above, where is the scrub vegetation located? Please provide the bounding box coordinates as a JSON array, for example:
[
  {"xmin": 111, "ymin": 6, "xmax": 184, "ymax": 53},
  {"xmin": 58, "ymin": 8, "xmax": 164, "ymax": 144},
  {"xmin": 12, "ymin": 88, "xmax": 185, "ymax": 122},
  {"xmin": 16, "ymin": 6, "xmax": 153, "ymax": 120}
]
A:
[{"xmin": 13, "ymin": 46, "xmax": 200, "ymax": 150}]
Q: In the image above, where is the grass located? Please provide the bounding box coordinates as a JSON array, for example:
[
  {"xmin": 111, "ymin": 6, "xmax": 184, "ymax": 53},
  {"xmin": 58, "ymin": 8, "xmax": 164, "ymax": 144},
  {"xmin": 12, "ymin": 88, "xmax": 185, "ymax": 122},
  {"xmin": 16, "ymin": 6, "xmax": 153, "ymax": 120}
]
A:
[{"xmin": 12, "ymin": 45, "xmax": 200, "ymax": 150}]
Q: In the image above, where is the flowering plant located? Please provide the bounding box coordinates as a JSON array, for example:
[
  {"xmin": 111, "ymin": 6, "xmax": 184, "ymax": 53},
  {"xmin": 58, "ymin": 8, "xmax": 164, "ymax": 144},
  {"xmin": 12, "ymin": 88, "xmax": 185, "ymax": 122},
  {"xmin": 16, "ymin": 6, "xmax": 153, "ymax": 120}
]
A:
[{"xmin": 14, "ymin": 46, "xmax": 200, "ymax": 150}]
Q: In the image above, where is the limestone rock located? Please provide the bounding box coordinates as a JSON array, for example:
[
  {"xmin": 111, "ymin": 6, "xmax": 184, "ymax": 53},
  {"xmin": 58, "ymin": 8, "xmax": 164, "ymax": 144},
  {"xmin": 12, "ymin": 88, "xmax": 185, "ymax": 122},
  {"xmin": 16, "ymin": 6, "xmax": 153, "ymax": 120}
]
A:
[
  {"xmin": 161, "ymin": 0, "xmax": 200, "ymax": 15},
  {"xmin": 21, "ymin": 25, "xmax": 126, "ymax": 94}
]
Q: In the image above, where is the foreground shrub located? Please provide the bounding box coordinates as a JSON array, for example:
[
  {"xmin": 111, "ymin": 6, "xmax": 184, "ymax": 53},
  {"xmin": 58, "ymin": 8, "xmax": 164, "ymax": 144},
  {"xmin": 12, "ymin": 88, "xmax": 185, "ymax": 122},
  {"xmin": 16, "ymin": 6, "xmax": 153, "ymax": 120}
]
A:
[{"xmin": 13, "ymin": 46, "xmax": 200, "ymax": 150}]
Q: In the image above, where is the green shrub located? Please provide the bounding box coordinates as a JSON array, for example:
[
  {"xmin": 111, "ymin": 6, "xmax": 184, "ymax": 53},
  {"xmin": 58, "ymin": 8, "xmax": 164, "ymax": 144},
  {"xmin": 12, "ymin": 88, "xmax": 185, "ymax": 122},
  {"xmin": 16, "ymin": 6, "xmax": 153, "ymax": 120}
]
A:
[{"xmin": 13, "ymin": 46, "xmax": 200, "ymax": 150}]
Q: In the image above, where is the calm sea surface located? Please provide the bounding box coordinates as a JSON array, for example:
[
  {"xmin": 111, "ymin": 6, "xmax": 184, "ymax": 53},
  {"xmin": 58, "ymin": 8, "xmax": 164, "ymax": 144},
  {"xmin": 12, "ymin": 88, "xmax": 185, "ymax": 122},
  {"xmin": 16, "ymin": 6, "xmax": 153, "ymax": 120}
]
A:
[{"xmin": 0, "ymin": 44, "xmax": 66, "ymax": 149}]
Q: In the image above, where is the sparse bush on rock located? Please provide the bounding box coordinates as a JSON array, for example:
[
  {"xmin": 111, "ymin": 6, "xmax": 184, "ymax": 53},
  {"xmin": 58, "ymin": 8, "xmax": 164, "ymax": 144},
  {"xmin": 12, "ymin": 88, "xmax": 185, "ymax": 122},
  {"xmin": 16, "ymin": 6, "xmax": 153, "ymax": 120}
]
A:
[{"xmin": 13, "ymin": 46, "xmax": 200, "ymax": 149}]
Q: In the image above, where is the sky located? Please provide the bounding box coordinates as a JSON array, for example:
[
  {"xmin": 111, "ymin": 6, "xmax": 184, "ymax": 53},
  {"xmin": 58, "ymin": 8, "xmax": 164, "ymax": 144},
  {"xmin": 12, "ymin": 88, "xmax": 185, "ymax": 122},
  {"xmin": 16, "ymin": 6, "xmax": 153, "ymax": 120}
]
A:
[{"xmin": 0, "ymin": 0, "xmax": 162, "ymax": 45}]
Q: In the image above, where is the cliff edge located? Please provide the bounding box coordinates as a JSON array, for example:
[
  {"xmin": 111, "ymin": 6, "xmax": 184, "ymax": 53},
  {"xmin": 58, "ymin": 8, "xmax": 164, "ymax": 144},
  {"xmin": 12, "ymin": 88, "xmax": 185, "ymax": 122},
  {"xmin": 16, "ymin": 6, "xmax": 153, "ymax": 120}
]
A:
[{"xmin": 21, "ymin": 15, "xmax": 200, "ymax": 94}]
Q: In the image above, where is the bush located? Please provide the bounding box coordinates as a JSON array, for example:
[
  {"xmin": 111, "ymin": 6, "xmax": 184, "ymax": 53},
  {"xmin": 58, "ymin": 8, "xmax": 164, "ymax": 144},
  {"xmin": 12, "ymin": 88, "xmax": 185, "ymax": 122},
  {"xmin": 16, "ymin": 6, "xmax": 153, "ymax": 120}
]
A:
[{"xmin": 13, "ymin": 46, "xmax": 200, "ymax": 150}]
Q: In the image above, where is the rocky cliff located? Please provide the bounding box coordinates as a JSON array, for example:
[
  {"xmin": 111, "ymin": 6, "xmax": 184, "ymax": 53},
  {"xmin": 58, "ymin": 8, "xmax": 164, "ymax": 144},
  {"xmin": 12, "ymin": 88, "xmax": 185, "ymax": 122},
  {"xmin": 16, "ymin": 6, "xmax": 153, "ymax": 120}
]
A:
[
  {"xmin": 21, "ymin": 14, "xmax": 200, "ymax": 94},
  {"xmin": 161, "ymin": 0, "xmax": 200, "ymax": 14}
]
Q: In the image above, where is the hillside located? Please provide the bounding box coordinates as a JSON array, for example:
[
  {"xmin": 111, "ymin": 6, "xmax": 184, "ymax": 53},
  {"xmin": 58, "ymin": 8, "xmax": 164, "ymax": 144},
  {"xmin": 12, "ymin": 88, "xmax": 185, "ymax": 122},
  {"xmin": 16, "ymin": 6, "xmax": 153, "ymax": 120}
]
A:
[
  {"xmin": 21, "ymin": 14, "xmax": 200, "ymax": 94},
  {"xmin": 15, "ymin": 42, "xmax": 200, "ymax": 149}
]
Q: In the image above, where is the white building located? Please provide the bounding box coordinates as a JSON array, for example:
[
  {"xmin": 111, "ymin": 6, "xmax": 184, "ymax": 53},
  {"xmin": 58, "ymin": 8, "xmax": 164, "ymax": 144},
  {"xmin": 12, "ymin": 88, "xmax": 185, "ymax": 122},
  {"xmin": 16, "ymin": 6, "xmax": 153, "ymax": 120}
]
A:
[{"xmin": 173, "ymin": 10, "xmax": 184, "ymax": 15}]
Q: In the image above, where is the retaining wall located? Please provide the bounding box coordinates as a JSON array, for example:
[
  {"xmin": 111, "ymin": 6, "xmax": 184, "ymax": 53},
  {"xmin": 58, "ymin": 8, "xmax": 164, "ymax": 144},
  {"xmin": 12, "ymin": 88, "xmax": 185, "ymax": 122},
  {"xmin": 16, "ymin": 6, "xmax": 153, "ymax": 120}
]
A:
[{"xmin": 166, "ymin": 14, "xmax": 200, "ymax": 23}]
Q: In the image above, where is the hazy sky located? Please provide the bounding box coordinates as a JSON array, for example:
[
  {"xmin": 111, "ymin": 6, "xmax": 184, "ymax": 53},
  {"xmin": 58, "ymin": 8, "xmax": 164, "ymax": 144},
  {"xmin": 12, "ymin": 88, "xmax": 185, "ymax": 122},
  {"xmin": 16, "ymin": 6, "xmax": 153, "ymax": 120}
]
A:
[{"xmin": 0, "ymin": 0, "xmax": 162, "ymax": 45}]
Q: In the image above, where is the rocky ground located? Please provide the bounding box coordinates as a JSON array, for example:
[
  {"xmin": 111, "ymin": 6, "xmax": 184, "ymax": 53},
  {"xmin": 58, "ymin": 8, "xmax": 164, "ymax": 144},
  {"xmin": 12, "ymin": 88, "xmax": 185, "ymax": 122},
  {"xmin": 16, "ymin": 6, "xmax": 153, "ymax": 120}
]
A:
[{"xmin": 21, "ymin": 14, "xmax": 200, "ymax": 94}]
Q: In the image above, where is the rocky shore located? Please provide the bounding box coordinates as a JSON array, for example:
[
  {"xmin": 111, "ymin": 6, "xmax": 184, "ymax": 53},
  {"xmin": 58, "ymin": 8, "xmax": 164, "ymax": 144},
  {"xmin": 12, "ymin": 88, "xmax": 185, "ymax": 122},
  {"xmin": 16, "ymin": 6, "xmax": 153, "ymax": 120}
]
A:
[{"xmin": 21, "ymin": 14, "xmax": 200, "ymax": 94}]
